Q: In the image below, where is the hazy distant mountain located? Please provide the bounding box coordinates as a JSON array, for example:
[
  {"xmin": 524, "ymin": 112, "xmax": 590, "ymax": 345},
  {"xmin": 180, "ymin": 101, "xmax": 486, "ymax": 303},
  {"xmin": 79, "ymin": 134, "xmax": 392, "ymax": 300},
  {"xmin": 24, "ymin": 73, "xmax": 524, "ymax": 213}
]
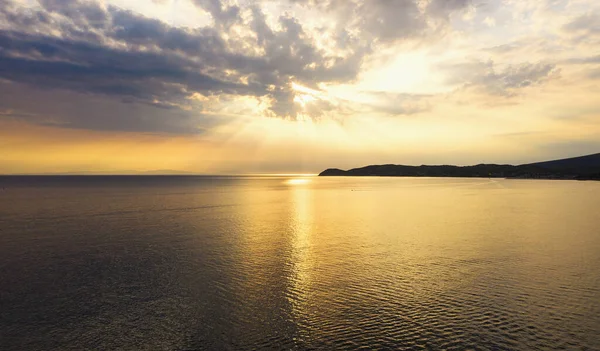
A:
[{"xmin": 319, "ymin": 153, "xmax": 600, "ymax": 180}]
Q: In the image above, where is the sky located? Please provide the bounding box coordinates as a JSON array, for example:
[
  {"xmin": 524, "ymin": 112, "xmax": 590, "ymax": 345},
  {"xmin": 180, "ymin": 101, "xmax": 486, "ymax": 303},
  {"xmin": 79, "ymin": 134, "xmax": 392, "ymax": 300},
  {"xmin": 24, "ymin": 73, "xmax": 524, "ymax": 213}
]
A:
[{"xmin": 1, "ymin": 0, "xmax": 599, "ymax": 174}]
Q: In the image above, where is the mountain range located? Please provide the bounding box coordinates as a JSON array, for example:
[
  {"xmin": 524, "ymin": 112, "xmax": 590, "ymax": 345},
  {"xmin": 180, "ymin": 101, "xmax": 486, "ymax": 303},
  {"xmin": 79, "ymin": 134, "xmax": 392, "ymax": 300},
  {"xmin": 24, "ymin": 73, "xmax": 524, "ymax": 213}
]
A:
[{"xmin": 319, "ymin": 153, "xmax": 600, "ymax": 180}]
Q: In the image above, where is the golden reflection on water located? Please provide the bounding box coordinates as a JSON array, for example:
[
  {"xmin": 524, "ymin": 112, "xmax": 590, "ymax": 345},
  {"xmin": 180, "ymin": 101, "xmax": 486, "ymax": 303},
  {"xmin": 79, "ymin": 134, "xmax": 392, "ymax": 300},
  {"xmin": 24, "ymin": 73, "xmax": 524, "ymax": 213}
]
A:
[
  {"xmin": 182, "ymin": 176, "xmax": 600, "ymax": 349},
  {"xmin": 287, "ymin": 178, "xmax": 314, "ymax": 327},
  {"xmin": 3, "ymin": 177, "xmax": 600, "ymax": 350},
  {"xmin": 285, "ymin": 178, "xmax": 312, "ymax": 185}
]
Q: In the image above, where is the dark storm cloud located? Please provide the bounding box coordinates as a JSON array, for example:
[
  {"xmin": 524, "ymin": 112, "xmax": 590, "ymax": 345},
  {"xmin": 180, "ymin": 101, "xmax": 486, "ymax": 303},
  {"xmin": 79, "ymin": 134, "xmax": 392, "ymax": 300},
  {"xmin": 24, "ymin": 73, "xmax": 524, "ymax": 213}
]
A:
[{"xmin": 0, "ymin": 0, "xmax": 473, "ymax": 133}]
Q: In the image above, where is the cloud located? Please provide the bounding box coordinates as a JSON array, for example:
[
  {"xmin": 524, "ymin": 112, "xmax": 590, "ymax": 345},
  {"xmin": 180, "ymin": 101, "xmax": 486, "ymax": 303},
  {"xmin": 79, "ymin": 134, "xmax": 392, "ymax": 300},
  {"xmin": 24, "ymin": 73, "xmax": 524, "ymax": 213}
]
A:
[
  {"xmin": 355, "ymin": 0, "xmax": 425, "ymax": 42},
  {"xmin": 356, "ymin": 91, "xmax": 432, "ymax": 116},
  {"xmin": 192, "ymin": 0, "xmax": 241, "ymax": 28},
  {"xmin": 288, "ymin": 0, "xmax": 473, "ymax": 43},
  {"xmin": 427, "ymin": 0, "xmax": 473, "ymax": 19},
  {"xmin": 483, "ymin": 16, "xmax": 496, "ymax": 27},
  {"xmin": 1, "ymin": 0, "xmax": 391, "ymax": 125},
  {"xmin": 561, "ymin": 55, "xmax": 600, "ymax": 65},
  {"xmin": 0, "ymin": 0, "xmax": 516, "ymax": 133},
  {"xmin": 563, "ymin": 12, "xmax": 600, "ymax": 35},
  {"xmin": 562, "ymin": 12, "xmax": 600, "ymax": 45},
  {"xmin": 587, "ymin": 68, "xmax": 600, "ymax": 80},
  {"xmin": 0, "ymin": 80, "xmax": 210, "ymax": 134},
  {"xmin": 440, "ymin": 60, "xmax": 559, "ymax": 96}
]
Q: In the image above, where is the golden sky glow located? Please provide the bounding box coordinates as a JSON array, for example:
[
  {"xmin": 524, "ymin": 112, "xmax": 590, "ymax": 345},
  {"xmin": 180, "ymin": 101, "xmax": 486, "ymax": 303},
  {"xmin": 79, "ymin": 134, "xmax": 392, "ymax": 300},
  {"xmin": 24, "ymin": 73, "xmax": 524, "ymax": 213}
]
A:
[{"xmin": 1, "ymin": 0, "xmax": 599, "ymax": 173}]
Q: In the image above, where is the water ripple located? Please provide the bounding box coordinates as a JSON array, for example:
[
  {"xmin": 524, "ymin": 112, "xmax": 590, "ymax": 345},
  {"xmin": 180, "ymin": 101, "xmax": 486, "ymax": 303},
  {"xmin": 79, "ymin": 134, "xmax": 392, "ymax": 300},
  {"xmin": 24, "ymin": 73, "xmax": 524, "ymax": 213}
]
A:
[{"xmin": 1, "ymin": 177, "xmax": 599, "ymax": 350}]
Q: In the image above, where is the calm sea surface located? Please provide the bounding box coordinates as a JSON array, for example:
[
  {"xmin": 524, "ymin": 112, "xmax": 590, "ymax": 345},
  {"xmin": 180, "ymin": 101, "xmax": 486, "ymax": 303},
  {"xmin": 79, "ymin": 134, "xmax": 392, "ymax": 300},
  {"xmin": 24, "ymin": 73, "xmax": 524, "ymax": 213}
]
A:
[{"xmin": 1, "ymin": 176, "xmax": 599, "ymax": 350}]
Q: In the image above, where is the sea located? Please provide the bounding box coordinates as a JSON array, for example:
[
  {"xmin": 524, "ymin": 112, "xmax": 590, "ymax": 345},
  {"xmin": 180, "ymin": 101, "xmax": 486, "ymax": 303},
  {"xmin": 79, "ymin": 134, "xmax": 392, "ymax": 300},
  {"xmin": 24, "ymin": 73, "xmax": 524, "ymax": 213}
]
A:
[{"xmin": 1, "ymin": 176, "xmax": 599, "ymax": 350}]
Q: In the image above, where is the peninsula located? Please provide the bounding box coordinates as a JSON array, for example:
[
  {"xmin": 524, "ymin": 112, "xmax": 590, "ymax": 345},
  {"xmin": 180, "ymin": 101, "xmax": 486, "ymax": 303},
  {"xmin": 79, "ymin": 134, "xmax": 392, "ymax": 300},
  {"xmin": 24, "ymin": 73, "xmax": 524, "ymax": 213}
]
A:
[{"xmin": 319, "ymin": 153, "xmax": 600, "ymax": 180}]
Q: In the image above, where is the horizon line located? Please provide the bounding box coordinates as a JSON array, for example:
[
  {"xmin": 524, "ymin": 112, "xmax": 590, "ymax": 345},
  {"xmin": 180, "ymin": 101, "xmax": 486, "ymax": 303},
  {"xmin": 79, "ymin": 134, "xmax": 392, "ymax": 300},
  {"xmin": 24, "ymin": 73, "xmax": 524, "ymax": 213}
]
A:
[{"xmin": 0, "ymin": 173, "xmax": 319, "ymax": 177}]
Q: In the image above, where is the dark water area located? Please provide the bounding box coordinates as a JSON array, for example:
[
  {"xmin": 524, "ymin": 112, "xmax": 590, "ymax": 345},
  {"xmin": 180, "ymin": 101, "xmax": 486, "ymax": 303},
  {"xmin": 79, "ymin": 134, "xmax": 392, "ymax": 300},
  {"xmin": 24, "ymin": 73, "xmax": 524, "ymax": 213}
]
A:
[{"xmin": 1, "ymin": 176, "xmax": 599, "ymax": 350}]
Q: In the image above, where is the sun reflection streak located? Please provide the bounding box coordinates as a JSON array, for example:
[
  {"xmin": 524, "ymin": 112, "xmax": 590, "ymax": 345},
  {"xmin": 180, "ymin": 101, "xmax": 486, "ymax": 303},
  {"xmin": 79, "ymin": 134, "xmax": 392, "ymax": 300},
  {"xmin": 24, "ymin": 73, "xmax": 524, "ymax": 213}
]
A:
[
  {"xmin": 287, "ymin": 178, "xmax": 315, "ymax": 339},
  {"xmin": 285, "ymin": 178, "xmax": 311, "ymax": 185}
]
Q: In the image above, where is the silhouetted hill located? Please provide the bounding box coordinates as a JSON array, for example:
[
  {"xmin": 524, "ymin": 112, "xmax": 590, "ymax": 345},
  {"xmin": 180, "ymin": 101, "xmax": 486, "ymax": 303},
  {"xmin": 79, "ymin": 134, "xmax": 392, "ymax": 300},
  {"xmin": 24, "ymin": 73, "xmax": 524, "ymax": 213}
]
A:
[
  {"xmin": 526, "ymin": 153, "xmax": 600, "ymax": 175},
  {"xmin": 319, "ymin": 153, "xmax": 600, "ymax": 180}
]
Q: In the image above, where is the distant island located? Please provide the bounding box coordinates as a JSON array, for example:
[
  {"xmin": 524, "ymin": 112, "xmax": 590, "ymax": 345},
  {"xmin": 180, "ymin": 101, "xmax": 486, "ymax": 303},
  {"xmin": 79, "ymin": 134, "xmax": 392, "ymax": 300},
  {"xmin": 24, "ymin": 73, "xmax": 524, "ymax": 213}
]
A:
[{"xmin": 319, "ymin": 153, "xmax": 600, "ymax": 180}]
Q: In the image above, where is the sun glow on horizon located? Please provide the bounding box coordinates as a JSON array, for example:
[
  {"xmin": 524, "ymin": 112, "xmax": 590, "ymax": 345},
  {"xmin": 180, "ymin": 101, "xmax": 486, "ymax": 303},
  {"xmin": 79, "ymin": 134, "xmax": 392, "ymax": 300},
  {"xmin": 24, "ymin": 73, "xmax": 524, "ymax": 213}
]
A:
[{"xmin": 285, "ymin": 178, "xmax": 312, "ymax": 185}]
